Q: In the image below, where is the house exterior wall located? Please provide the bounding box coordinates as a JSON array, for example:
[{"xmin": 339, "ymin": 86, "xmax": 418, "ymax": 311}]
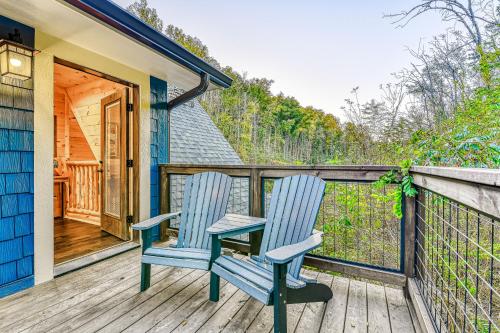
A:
[
  {"xmin": 32, "ymin": 30, "xmax": 151, "ymax": 287},
  {"xmin": 0, "ymin": 17, "xmax": 35, "ymax": 297},
  {"xmin": 149, "ymin": 77, "xmax": 168, "ymax": 240}
]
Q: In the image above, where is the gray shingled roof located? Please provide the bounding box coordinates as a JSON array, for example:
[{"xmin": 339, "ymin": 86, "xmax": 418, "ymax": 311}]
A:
[
  {"xmin": 169, "ymin": 86, "xmax": 243, "ymax": 165},
  {"xmin": 168, "ymin": 86, "xmax": 248, "ymax": 232}
]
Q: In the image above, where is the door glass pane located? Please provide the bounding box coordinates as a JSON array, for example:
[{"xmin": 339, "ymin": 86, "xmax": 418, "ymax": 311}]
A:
[{"xmin": 104, "ymin": 100, "xmax": 121, "ymax": 218}]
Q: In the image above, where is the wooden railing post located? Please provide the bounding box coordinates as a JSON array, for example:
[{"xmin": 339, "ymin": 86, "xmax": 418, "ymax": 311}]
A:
[
  {"xmin": 403, "ymin": 189, "xmax": 417, "ymax": 294},
  {"xmin": 249, "ymin": 167, "xmax": 263, "ymax": 255},
  {"xmin": 159, "ymin": 166, "xmax": 170, "ymax": 241}
]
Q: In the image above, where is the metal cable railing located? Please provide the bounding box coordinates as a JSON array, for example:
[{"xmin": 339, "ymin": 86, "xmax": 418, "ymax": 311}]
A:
[
  {"xmin": 415, "ymin": 189, "xmax": 499, "ymax": 333},
  {"xmin": 263, "ymin": 179, "xmax": 402, "ymax": 272}
]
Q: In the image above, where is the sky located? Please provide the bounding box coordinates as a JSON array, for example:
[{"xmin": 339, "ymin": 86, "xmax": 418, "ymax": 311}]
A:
[{"xmin": 114, "ymin": 0, "xmax": 448, "ymax": 120}]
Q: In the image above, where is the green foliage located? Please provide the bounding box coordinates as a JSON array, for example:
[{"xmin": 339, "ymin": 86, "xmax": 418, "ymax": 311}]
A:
[
  {"xmin": 126, "ymin": 1, "xmax": 499, "ymax": 170},
  {"xmin": 409, "ymin": 81, "xmax": 500, "ymax": 168},
  {"xmin": 127, "ymin": 0, "xmax": 163, "ymax": 32},
  {"xmin": 374, "ymin": 159, "xmax": 417, "ymax": 219}
]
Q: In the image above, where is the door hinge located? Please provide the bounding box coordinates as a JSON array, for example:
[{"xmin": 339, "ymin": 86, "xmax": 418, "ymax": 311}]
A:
[
  {"xmin": 127, "ymin": 103, "xmax": 134, "ymax": 112},
  {"xmin": 127, "ymin": 159, "xmax": 133, "ymax": 167},
  {"xmin": 127, "ymin": 215, "xmax": 134, "ymax": 224}
]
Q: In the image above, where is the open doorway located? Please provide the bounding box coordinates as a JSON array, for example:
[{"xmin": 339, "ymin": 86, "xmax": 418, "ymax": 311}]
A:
[{"xmin": 53, "ymin": 62, "xmax": 133, "ymax": 265}]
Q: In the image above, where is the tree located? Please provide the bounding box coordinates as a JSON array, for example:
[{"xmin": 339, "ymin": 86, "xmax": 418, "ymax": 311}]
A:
[
  {"xmin": 127, "ymin": 0, "xmax": 164, "ymax": 32},
  {"xmin": 386, "ymin": 0, "xmax": 500, "ymax": 86},
  {"xmin": 386, "ymin": 0, "xmax": 498, "ymax": 48}
]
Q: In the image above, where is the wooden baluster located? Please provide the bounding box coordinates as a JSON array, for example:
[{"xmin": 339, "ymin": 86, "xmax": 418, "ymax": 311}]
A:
[
  {"xmin": 85, "ymin": 166, "xmax": 89, "ymax": 211},
  {"xmin": 77, "ymin": 166, "xmax": 82, "ymax": 209},
  {"xmin": 89, "ymin": 165, "xmax": 94, "ymax": 212},
  {"xmin": 70, "ymin": 165, "xmax": 74, "ymax": 209}
]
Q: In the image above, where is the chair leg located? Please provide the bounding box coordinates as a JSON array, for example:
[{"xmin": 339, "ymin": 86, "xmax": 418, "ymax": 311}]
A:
[
  {"xmin": 273, "ymin": 263, "xmax": 288, "ymax": 333},
  {"xmin": 209, "ymin": 272, "xmax": 220, "ymax": 302},
  {"xmin": 140, "ymin": 229, "xmax": 153, "ymax": 292},
  {"xmin": 140, "ymin": 263, "xmax": 151, "ymax": 291},
  {"xmin": 209, "ymin": 235, "xmax": 222, "ymax": 302}
]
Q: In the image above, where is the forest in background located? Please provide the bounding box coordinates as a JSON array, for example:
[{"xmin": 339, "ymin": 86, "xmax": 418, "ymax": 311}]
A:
[
  {"xmin": 127, "ymin": 0, "xmax": 499, "ymax": 168},
  {"xmin": 127, "ymin": 5, "xmax": 499, "ymax": 329}
]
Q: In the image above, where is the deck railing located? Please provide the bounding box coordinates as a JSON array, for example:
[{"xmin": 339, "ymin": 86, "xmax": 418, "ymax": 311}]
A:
[
  {"xmin": 410, "ymin": 167, "xmax": 499, "ymax": 333},
  {"xmin": 159, "ymin": 164, "xmax": 406, "ymax": 285},
  {"xmin": 157, "ymin": 164, "xmax": 499, "ymax": 333}
]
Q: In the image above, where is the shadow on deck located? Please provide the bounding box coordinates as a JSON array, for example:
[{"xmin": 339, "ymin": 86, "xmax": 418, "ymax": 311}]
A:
[{"xmin": 0, "ymin": 246, "xmax": 420, "ymax": 333}]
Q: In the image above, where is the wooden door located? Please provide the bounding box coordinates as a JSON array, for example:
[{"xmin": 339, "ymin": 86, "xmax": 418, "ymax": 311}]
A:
[{"xmin": 100, "ymin": 89, "xmax": 129, "ymax": 240}]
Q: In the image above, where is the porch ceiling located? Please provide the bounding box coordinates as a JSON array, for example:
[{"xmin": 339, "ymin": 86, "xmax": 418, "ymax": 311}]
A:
[{"xmin": 0, "ymin": 0, "xmax": 225, "ymax": 91}]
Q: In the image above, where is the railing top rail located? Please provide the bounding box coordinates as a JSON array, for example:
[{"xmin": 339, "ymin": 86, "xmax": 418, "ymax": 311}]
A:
[
  {"xmin": 159, "ymin": 164, "xmax": 398, "ymax": 181},
  {"xmin": 411, "ymin": 166, "xmax": 500, "ymax": 187},
  {"xmin": 66, "ymin": 160, "xmax": 100, "ymax": 166},
  {"xmin": 411, "ymin": 166, "xmax": 499, "ymax": 219},
  {"xmin": 159, "ymin": 163, "xmax": 398, "ymax": 171}
]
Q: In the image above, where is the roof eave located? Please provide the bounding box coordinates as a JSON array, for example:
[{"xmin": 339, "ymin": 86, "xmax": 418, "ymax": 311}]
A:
[{"xmin": 62, "ymin": 0, "xmax": 232, "ymax": 88}]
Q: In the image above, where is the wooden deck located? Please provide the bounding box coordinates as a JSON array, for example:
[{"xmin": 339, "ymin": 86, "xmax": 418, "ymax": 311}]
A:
[{"xmin": 0, "ymin": 246, "xmax": 420, "ymax": 333}]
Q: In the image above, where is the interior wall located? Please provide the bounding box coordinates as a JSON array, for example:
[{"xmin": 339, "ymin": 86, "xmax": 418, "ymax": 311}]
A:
[
  {"xmin": 54, "ymin": 89, "xmax": 94, "ymax": 161},
  {"xmin": 54, "ymin": 65, "xmax": 125, "ymax": 163}
]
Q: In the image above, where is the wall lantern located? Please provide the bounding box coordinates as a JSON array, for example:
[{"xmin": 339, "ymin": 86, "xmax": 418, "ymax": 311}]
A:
[{"xmin": 0, "ymin": 39, "xmax": 34, "ymax": 81}]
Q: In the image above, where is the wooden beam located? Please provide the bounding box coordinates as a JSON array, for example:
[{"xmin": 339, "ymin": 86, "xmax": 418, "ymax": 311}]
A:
[
  {"xmin": 303, "ymin": 256, "xmax": 407, "ymax": 287},
  {"xmin": 404, "ymin": 192, "xmax": 416, "ymax": 279},
  {"xmin": 259, "ymin": 169, "xmax": 390, "ymax": 181},
  {"xmin": 159, "ymin": 165, "xmax": 252, "ymax": 177},
  {"xmin": 63, "ymin": 91, "xmax": 70, "ymax": 159},
  {"xmin": 160, "ymin": 164, "xmax": 396, "ymax": 182},
  {"xmin": 249, "ymin": 167, "xmax": 263, "ymax": 255},
  {"xmin": 412, "ymin": 172, "xmax": 500, "ymax": 219},
  {"xmin": 159, "ymin": 166, "xmax": 170, "ymax": 241},
  {"xmin": 411, "ymin": 166, "xmax": 500, "ymax": 187},
  {"xmin": 407, "ymin": 278, "xmax": 437, "ymax": 333}
]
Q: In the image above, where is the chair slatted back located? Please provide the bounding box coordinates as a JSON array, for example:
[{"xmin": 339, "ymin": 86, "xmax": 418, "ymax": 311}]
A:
[
  {"xmin": 177, "ymin": 172, "xmax": 232, "ymax": 249},
  {"xmin": 259, "ymin": 175, "xmax": 326, "ymax": 278}
]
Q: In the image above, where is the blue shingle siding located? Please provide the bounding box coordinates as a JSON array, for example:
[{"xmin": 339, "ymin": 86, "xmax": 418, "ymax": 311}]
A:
[
  {"xmin": 18, "ymin": 194, "xmax": 34, "ymax": 214},
  {"xmin": 14, "ymin": 214, "xmax": 31, "ymax": 237},
  {"xmin": 5, "ymin": 173, "xmax": 30, "ymax": 194},
  {"xmin": 0, "ymin": 238, "xmax": 23, "ymax": 264},
  {"xmin": 0, "ymin": 15, "xmax": 35, "ymax": 298},
  {"xmin": 0, "ymin": 129, "xmax": 9, "ymax": 151},
  {"xmin": 150, "ymin": 76, "xmax": 168, "ymax": 241},
  {"xmin": 0, "ymin": 174, "xmax": 5, "ymax": 195},
  {"xmin": 0, "ymin": 262, "xmax": 17, "ymax": 285},
  {"xmin": 1, "ymin": 195, "xmax": 18, "ymax": 217},
  {"xmin": 0, "ymin": 152, "xmax": 21, "ymax": 173},
  {"xmin": 9, "ymin": 130, "xmax": 34, "ymax": 151},
  {"xmin": 0, "ymin": 217, "xmax": 14, "ymax": 241},
  {"xmin": 16, "ymin": 256, "xmax": 33, "ymax": 278},
  {"xmin": 21, "ymin": 152, "xmax": 34, "ymax": 172},
  {"xmin": 22, "ymin": 234, "xmax": 33, "ymax": 256}
]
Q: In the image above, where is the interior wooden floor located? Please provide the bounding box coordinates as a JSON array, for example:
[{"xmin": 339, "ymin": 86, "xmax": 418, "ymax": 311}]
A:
[
  {"xmin": 54, "ymin": 218, "xmax": 124, "ymax": 264},
  {"xmin": 0, "ymin": 245, "xmax": 420, "ymax": 333}
]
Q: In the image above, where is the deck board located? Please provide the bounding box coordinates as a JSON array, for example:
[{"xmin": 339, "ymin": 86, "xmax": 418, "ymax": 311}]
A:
[
  {"xmin": 0, "ymin": 247, "xmax": 418, "ymax": 333},
  {"xmin": 367, "ymin": 284, "xmax": 392, "ymax": 332},
  {"xmin": 344, "ymin": 279, "xmax": 368, "ymax": 333}
]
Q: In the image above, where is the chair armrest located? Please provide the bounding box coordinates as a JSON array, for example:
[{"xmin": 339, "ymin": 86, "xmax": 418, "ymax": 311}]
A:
[
  {"xmin": 207, "ymin": 214, "xmax": 266, "ymax": 239},
  {"xmin": 132, "ymin": 212, "xmax": 181, "ymax": 231},
  {"xmin": 265, "ymin": 230, "xmax": 323, "ymax": 264}
]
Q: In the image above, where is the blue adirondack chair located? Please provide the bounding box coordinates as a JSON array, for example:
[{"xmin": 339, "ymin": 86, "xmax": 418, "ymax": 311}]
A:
[
  {"xmin": 132, "ymin": 171, "xmax": 232, "ymax": 291},
  {"xmin": 208, "ymin": 174, "xmax": 332, "ymax": 333}
]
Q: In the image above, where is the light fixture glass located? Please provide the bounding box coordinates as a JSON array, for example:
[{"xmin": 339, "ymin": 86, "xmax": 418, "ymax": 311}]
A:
[{"xmin": 0, "ymin": 40, "xmax": 34, "ymax": 81}]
